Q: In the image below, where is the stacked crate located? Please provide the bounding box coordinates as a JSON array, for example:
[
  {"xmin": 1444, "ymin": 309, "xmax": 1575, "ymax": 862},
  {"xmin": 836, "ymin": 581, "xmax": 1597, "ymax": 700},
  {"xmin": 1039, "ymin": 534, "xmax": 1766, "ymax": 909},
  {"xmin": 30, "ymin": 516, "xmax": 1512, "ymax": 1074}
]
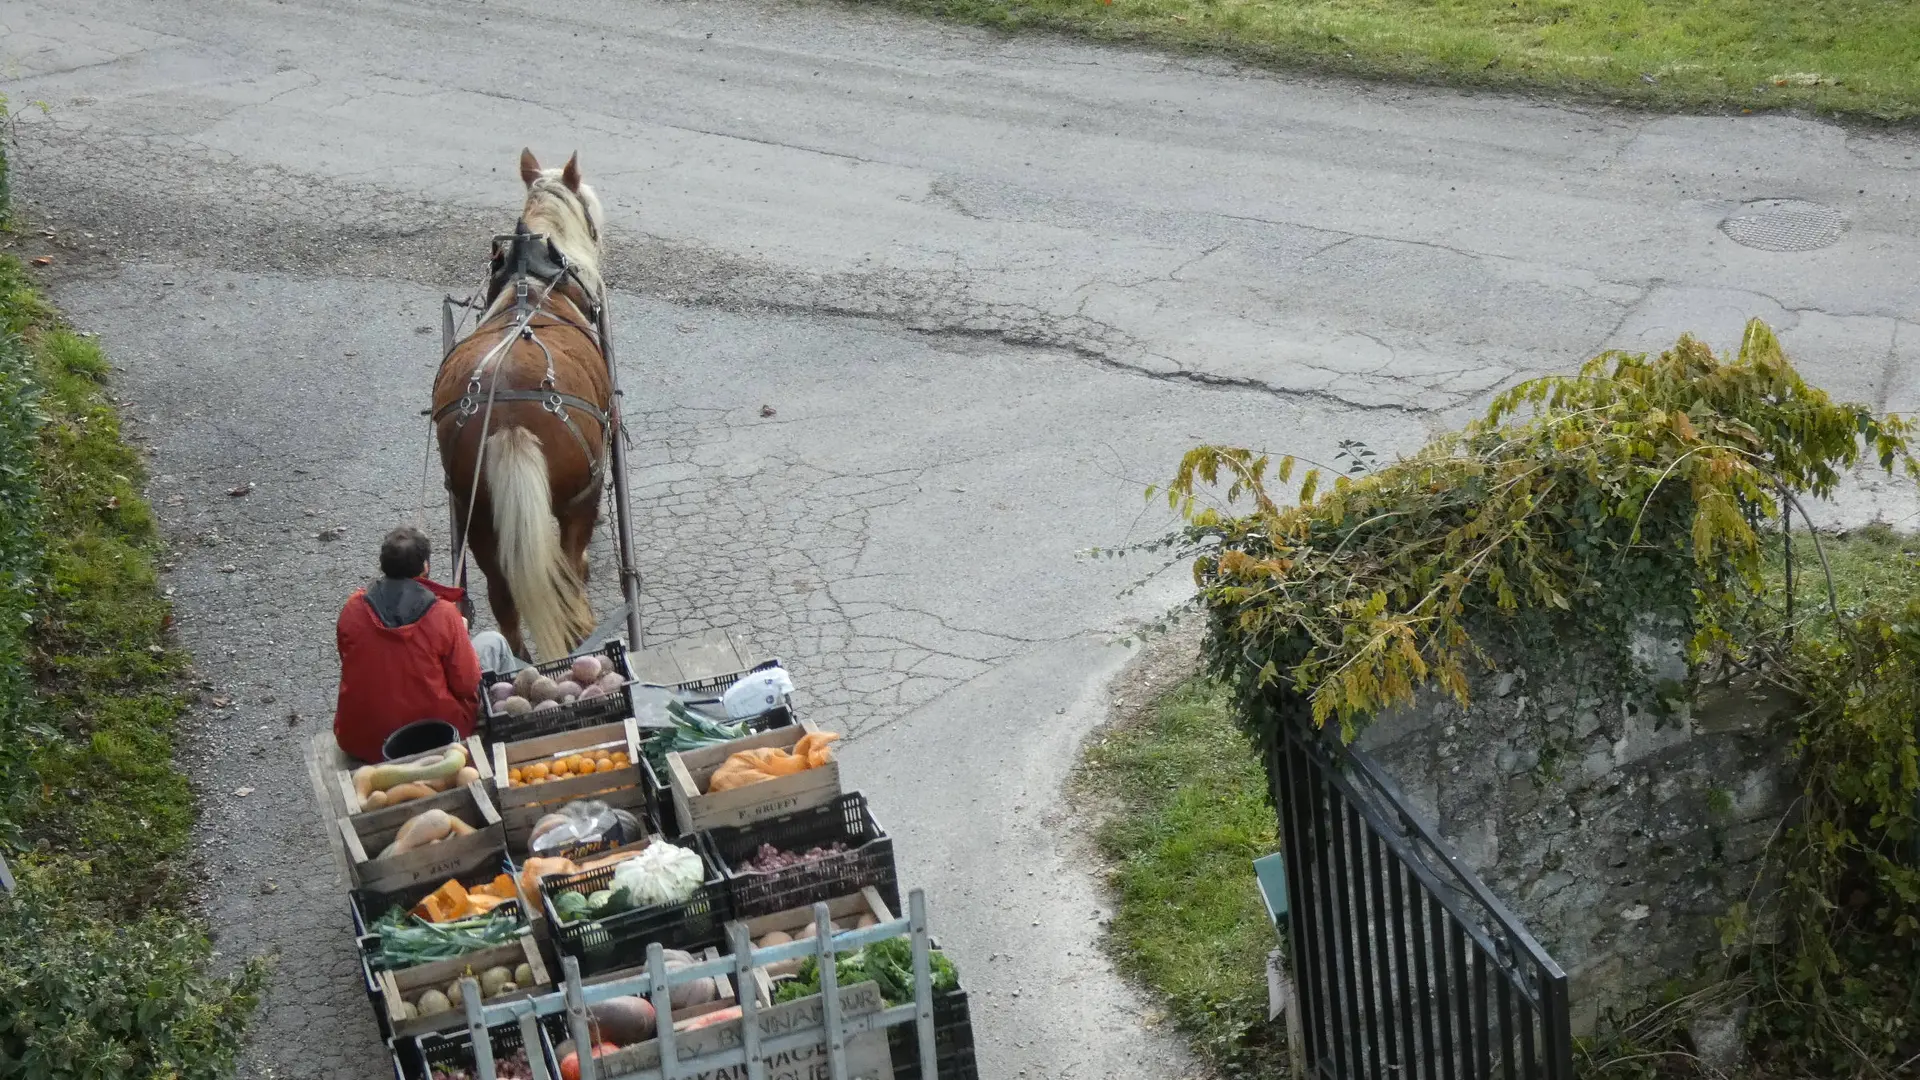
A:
[{"xmin": 329, "ymin": 650, "xmax": 977, "ymax": 1080}]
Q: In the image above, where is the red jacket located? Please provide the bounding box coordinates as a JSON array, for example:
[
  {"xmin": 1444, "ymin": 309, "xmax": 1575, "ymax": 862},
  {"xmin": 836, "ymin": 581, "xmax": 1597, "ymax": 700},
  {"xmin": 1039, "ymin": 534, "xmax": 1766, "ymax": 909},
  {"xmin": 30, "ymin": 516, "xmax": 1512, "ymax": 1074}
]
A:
[{"xmin": 333, "ymin": 576, "xmax": 479, "ymax": 763}]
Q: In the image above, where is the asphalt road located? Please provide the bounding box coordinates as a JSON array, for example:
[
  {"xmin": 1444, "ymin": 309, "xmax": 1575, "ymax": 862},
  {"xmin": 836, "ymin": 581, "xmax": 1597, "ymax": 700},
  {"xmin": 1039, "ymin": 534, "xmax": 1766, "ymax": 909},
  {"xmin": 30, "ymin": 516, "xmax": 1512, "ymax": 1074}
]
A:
[{"xmin": 5, "ymin": 0, "xmax": 1920, "ymax": 1077}]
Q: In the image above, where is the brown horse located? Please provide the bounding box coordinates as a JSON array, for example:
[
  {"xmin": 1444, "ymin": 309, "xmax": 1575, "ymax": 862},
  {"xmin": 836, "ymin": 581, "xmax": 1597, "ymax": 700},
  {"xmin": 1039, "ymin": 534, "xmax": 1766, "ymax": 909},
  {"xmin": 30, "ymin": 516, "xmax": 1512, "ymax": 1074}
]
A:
[{"xmin": 432, "ymin": 149, "xmax": 610, "ymax": 661}]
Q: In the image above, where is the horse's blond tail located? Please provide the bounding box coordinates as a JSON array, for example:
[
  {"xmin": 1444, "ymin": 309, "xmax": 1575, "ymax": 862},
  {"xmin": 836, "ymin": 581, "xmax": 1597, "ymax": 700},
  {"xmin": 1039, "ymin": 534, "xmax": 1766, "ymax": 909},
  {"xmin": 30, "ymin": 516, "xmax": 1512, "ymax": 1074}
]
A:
[{"xmin": 486, "ymin": 428, "xmax": 593, "ymax": 660}]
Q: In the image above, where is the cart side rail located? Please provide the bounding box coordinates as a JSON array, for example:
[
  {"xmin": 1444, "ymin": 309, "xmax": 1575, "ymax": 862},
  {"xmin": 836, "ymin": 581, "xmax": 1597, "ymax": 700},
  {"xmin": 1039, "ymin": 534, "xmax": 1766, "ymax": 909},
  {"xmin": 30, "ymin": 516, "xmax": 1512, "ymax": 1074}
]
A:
[{"xmin": 455, "ymin": 889, "xmax": 943, "ymax": 1080}]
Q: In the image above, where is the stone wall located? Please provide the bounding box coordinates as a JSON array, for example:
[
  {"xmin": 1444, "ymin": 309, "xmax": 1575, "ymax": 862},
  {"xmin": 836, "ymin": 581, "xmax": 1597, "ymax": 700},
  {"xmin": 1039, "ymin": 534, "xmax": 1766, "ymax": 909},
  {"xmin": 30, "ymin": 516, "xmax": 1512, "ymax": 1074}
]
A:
[{"xmin": 1353, "ymin": 629, "xmax": 1800, "ymax": 1034}]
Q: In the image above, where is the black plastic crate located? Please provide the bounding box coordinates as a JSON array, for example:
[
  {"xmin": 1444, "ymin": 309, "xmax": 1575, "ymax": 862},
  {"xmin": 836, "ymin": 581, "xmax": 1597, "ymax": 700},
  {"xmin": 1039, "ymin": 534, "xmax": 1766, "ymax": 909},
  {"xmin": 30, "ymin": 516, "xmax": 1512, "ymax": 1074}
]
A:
[
  {"xmin": 665, "ymin": 658, "xmax": 787, "ymax": 701},
  {"xmin": 539, "ymin": 843, "xmax": 731, "ymax": 978},
  {"xmin": 396, "ymin": 1012, "xmax": 567, "ymax": 1080},
  {"xmin": 638, "ymin": 707, "xmax": 797, "ymax": 839},
  {"xmin": 360, "ymin": 938, "xmax": 393, "ymax": 1045},
  {"xmin": 706, "ymin": 792, "xmax": 900, "ymax": 920},
  {"xmin": 888, "ymin": 988, "xmax": 977, "ymax": 1080},
  {"xmin": 350, "ymin": 857, "xmax": 525, "ymax": 972},
  {"xmin": 480, "ymin": 640, "xmax": 634, "ymax": 743}
]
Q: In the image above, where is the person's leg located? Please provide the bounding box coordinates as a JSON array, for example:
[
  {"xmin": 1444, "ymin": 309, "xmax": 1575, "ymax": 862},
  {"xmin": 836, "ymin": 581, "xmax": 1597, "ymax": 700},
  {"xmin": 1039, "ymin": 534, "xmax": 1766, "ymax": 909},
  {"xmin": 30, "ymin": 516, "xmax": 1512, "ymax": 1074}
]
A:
[{"xmin": 471, "ymin": 629, "xmax": 523, "ymax": 675}]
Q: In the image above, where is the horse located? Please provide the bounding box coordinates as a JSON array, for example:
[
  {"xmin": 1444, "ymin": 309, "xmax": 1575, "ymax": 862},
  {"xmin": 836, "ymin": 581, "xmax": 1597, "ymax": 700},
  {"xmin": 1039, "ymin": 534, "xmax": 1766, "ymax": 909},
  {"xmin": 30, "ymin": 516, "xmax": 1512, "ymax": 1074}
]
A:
[{"xmin": 431, "ymin": 148, "xmax": 611, "ymax": 662}]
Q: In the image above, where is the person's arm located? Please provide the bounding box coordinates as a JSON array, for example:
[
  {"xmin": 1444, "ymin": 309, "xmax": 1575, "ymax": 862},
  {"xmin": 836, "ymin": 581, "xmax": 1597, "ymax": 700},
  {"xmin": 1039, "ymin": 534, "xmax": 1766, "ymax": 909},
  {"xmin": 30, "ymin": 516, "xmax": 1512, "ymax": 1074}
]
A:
[{"xmin": 441, "ymin": 605, "xmax": 482, "ymax": 721}]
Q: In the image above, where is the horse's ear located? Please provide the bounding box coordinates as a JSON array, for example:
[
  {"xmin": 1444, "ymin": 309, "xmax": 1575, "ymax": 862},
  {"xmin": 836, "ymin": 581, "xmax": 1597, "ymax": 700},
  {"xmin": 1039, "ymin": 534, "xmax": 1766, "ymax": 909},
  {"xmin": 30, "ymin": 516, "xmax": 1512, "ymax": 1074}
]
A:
[
  {"xmin": 519, "ymin": 148, "xmax": 542, "ymax": 188},
  {"xmin": 561, "ymin": 153, "xmax": 582, "ymax": 192}
]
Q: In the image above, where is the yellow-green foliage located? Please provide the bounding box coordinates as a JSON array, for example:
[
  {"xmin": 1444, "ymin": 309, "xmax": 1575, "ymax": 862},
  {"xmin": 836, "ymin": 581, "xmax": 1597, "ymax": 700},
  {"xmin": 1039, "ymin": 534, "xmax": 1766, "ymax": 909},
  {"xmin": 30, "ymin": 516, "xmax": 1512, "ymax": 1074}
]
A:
[{"xmin": 1162, "ymin": 320, "xmax": 1917, "ymax": 736}]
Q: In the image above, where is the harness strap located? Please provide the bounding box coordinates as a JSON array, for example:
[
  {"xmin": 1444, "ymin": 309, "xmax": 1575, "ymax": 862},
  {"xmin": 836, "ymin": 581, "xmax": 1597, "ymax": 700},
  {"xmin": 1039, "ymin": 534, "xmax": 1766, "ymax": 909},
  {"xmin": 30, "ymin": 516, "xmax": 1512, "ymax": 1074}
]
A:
[
  {"xmin": 430, "ymin": 391, "xmax": 609, "ymax": 509},
  {"xmin": 429, "ymin": 388, "xmax": 610, "ymax": 427},
  {"xmin": 436, "ymin": 228, "xmax": 615, "ymax": 544}
]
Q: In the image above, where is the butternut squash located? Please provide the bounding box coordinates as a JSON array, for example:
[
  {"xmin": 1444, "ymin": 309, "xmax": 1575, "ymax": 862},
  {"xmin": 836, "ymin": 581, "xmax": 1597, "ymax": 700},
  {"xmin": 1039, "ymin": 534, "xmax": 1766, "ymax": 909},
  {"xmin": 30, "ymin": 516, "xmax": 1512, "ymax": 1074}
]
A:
[
  {"xmin": 352, "ymin": 745, "xmax": 468, "ymax": 802},
  {"xmin": 380, "ymin": 809, "xmax": 460, "ymax": 858},
  {"xmin": 380, "ymin": 782, "xmax": 440, "ymax": 807}
]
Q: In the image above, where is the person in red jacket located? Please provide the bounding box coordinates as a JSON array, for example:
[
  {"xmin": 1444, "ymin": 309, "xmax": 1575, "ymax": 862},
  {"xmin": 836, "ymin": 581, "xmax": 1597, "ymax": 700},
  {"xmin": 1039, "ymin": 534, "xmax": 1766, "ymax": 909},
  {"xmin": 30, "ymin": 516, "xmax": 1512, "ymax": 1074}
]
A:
[{"xmin": 333, "ymin": 526, "xmax": 519, "ymax": 763}]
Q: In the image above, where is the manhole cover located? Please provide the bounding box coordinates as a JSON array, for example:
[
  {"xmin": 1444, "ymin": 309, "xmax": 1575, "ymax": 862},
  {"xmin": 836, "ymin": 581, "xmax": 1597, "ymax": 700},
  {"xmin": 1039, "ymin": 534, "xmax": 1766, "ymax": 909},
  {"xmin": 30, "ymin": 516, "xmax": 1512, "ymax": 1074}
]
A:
[{"xmin": 1719, "ymin": 199, "xmax": 1846, "ymax": 252}]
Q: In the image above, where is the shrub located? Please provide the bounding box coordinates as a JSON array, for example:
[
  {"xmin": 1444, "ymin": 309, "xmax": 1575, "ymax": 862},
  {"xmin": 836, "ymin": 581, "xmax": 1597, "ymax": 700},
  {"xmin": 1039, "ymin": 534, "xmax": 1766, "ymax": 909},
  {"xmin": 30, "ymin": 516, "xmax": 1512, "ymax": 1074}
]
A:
[{"xmin": 0, "ymin": 860, "xmax": 266, "ymax": 1080}]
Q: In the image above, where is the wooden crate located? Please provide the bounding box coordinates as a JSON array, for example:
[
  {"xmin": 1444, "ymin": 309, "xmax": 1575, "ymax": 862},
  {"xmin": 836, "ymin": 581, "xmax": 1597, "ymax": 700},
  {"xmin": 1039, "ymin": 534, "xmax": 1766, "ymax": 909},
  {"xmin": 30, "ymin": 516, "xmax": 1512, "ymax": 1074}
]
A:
[
  {"xmin": 378, "ymin": 933, "xmax": 549, "ymax": 1040},
  {"xmin": 340, "ymin": 780, "xmax": 505, "ymax": 895},
  {"xmin": 578, "ymin": 946, "xmax": 751, "ymax": 1027},
  {"xmin": 730, "ymin": 886, "xmax": 894, "ymax": 1005},
  {"xmin": 551, "ymin": 947, "xmax": 778, "ymax": 1066},
  {"xmin": 490, "ymin": 719, "xmax": 647, "ymax": 854},
  {"xmin": 665, "ymin": 721, "xmax": 840, "ymax": 835},
  {"xmin": 335, "ymin": 737, "xmax": 493, "ymax": 815}
]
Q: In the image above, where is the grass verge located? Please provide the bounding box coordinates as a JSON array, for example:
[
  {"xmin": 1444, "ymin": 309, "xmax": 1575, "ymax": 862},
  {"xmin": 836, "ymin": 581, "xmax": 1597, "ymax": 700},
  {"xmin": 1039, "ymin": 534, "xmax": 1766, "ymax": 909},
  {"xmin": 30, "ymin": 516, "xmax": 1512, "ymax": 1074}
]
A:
[
  {"xmin": 863, "ymin": 0, "xmax": 1920, "ymax": 120},
  {"xmin": 0, "ymin": 247, "xmax": 263, "ymax": 1078},
  {"xmin": 1078, "ymin": 675, "xmax": 1286, "ymax": 1076}
]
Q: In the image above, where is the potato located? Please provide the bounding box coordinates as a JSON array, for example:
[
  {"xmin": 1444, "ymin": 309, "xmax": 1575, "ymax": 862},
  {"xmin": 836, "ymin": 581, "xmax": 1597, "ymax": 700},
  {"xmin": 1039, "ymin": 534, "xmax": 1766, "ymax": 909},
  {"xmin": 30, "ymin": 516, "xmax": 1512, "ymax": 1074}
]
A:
[
  {"xmin": 596, "ymin": 671, "xmax": 627, "ymax": 692},
  {"xmin": 417, "ymin": 989, "xmax": 451, "ymax": 1016},
  {"xmin": 512, "ymin": 666, "xmax": 541, "ymax": 697},
  {"xmin": 500, "ymin": 696, "xmax": 533, "ymax": 715},
  {"xmin": 570, "ymin": 655, "xmax": 603, "ymax": 684},
  {"xmin": 580, "ymin": 684, "xmax": 606, "ymax": 700},
  {"xmin": 756, "ymin": 931, "xmax": 792, "ymax": 948},
  {"xmin": 529, "ymin": 675, "xmax": 560, "ymax": 703},
  {"xmin": 447, "ymin": 980, "xmax": 465, "ymax": 1008},
  {"xmin": 855, "ymin": 914, "xmax": 878, "ymax": 929},
  {"xmin": 490, "ymin": 681, "xmax": 515, "ymax": 702},
  {"xmin": 480, "ymin": 966, "xmax": 514, "ymax": 997},
  {"xmin": 533, "ymin": 700, "xmax": 559, "ymax": 712},
  {"xmin": 553, "ymin": 680, "xmax": 583, "ymax": 701},
  {"xmin": 795, "ymin": 922, "xmax": 817, "ymax": 940},
  {"xmin": 515, "ymin": 963, "xmax": 534, "ymax": 987},
  {"xmin": 394, "ymin": 999, "xmax": 418, "ymax": 1020}
]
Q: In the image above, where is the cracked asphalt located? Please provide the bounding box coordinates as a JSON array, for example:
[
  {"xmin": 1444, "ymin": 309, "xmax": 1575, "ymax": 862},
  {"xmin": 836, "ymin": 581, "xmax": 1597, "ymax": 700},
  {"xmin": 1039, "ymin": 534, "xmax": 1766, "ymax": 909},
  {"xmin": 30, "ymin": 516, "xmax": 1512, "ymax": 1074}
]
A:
[{"xmin": 5, "ymin": 0, "xmax": 1919, "ymax": 1076}]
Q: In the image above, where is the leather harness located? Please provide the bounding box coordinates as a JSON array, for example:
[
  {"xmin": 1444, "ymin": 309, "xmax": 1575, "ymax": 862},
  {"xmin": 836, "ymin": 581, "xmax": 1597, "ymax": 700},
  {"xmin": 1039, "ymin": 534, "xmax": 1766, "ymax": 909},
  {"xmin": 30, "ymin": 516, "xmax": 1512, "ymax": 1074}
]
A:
[{"xmin": 432, "ymin": 224, "xmax": 610, "ymax": 508}]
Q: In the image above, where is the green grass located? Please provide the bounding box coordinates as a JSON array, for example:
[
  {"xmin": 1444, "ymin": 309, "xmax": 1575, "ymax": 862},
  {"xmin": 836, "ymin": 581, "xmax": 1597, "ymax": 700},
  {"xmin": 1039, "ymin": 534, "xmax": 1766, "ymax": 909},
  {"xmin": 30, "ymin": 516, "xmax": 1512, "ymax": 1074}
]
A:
[
  {"xmin": 1763, "ymin": 520, "xmax": 1920, "ymax": 636},
  {"xmin": 0, "ymin": 248, "xmax": 262, "ymax": 1079},
  {"xmin": 0, "ymin": 255, "xmax": 197, "ymax": 910},
  {"xmin": 864, "ymin": 0, "xmax": 1920, "ymax": 120},
  {"xmin": 1078, "ymin": 677, "xmax": 1287, "ymax": 1076}
]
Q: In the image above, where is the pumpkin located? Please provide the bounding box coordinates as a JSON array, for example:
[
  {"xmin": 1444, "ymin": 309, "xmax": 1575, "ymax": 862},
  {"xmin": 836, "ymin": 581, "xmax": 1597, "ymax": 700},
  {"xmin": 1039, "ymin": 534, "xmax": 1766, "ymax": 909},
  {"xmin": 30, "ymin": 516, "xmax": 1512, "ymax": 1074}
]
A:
[
  {"xmin": 520, "ymin": 856, "xmax": 578, "ymax": 900},
  {"xmin": 412, "ymin": 879, "xmax": 472, "ymax": 923}
]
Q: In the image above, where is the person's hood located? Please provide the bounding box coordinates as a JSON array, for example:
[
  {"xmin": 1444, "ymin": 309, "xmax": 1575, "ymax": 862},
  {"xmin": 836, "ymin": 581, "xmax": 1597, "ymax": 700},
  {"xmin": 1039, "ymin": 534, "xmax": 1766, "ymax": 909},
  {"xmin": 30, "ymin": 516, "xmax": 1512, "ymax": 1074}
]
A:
[{"xmin": 364, "ymin": 577, "xmax": 438, "ymax": 629}]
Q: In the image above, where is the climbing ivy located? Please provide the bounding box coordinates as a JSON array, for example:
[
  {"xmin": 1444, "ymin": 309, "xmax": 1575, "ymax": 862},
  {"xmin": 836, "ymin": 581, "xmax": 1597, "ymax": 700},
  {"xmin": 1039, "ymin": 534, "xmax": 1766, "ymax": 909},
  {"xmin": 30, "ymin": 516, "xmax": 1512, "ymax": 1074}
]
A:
[{"xmin": 1155, "ymin": 320, "xmax": 1920, "ymax": 1072}]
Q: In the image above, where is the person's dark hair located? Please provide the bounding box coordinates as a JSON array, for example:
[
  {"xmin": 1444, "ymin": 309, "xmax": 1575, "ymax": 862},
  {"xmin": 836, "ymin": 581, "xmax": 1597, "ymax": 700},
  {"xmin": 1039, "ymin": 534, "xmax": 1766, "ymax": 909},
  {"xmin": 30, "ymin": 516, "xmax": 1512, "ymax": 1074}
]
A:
[{"xmin": 379, "ymin": 526, "xmax": 431, "ymax": 579}]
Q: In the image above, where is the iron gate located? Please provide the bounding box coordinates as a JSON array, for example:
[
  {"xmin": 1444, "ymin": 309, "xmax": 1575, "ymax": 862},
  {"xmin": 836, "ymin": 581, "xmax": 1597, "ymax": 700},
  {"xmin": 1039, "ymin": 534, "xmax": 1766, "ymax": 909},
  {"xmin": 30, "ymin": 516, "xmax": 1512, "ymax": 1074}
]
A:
[{"xmin": 1270, "ymin": 711, "xmax": 1574, "ymax": 1080}]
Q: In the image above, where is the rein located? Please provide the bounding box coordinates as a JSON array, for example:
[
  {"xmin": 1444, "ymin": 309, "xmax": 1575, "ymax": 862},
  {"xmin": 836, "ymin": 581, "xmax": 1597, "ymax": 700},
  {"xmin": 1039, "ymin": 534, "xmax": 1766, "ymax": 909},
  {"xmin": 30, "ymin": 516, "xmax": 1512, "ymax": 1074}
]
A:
[{"xmin": 430, "ymin": 225, "xmax": 613, "ymax": 588}]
